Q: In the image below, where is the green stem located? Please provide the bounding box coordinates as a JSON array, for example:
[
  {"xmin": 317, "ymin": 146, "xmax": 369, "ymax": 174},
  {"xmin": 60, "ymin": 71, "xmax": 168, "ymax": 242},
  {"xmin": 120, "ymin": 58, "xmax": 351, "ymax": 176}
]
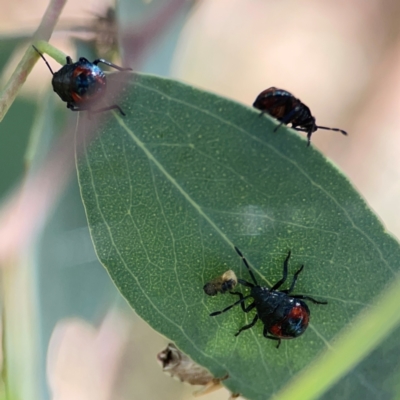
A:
[
  {"xmin": 274, "ymin": 276, "xmax": 400, "ymax": 400},
  {"xmin": 33, "ymin": 40, "xmax": 67, "ymax": 65},
  {"xmin": 0, "ymin": 0, "xmax": 67, "ymax": 122},
  {"xmin": 1, "ymin": 307, "xmax": 8, "ymax": 400}
]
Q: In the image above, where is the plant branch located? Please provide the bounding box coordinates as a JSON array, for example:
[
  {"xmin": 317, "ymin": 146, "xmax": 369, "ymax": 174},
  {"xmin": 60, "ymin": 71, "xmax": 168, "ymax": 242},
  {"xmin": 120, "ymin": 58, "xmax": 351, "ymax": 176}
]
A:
[{"xmin": 0, "ymin": 0, "xmax": 67, "ymax": 122}]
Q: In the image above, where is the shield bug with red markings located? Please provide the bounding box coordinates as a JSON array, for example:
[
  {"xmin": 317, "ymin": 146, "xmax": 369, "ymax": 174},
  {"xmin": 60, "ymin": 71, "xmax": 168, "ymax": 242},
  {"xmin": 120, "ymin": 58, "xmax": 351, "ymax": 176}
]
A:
[
  {"xmin": 32, "ymin": 45, "xmax": 131, "ymax": 115},
  {"xmin": 210, "ymin": 247, "xmax": 327, "ymax": 348},
  {"xmin": 203, "ymin": 270, "xmax": 238, "ymax": 296},
  {"xmin": 253, "ymin": 87, "xmax": 347, "ymax": 146}
]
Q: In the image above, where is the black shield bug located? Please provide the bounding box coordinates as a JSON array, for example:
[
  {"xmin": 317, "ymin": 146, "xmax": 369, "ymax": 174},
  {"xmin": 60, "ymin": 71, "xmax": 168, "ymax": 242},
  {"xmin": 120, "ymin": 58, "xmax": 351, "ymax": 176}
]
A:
[
  {"xmin": 210, "ymin": 247, "xmax": 327, "ymax": 348},
  {"xmin": 32, "ymin": 45, "xmax": 132, "ymax": 115},
  {"xmin": 253, "ymin": 87, "xmax": 347, "ymax": 146}
]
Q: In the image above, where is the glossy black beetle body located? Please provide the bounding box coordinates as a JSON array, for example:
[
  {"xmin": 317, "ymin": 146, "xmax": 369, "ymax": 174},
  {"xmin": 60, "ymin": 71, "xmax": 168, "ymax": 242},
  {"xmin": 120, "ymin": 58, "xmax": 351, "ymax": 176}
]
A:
[
  {"xmin": 253, "ymin": 87, "xmax": 347, "ymax": 146},
  {"xmin": 210, "ymin": 247, "xmax": 327, "ymax": 348},
  {"xmin": 33, "ymin": 45, "xmax": 131, "ymax": 115}
]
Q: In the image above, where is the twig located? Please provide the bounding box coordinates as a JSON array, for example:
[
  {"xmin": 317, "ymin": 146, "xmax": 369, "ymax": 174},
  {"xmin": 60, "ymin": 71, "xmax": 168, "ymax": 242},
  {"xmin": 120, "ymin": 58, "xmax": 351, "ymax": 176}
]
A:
[{"xmin": 0, "ymin": 0, "xmax": 67, "ymax": 122}]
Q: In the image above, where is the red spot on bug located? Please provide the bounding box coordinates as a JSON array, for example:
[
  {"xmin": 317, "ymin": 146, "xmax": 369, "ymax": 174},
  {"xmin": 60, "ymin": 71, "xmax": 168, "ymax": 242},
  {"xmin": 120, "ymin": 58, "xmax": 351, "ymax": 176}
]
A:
[
  {"xmin": 269, "ymin": 305, "xmax": 309, "ymax": 338},
  {"xmin": 253, "ymin": 88, "xmax": 289, "ymax": 119},
  {"xmin": 71, "ymin": 92, "xmax": 82, "ymax": 103},
  {"xmin": 289, "ymin": 305, "xmax": 310, "ymax": 325},
  {"xmin": 72, "ymin": 66, "xmax": 90, "ymax": 79}
]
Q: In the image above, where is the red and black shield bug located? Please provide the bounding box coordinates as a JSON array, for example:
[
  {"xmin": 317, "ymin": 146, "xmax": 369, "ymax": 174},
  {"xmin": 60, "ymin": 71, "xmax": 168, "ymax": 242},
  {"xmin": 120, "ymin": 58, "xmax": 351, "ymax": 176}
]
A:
[
  {"xmin": 210, "ymin": 247, "xmax": 327, "ymax": 348},
  {"xmin": 253, "ymin": 87, "xmax": 347, "ymax": 146},
  {"xmin": 32, "ymin": 45, "xmax": 132, "ymax": 115}
]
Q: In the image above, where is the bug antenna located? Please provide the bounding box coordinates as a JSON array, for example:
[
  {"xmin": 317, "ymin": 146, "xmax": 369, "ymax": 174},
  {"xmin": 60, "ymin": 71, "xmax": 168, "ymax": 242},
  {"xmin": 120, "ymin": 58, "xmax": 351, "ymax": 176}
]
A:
[
  {"xmin": 316, "ymin": 126, "xmax": 348, "ymax": 136},
  {"xmin": 32, "ymin": 45, "xmax": 54, "ymax": 75}
]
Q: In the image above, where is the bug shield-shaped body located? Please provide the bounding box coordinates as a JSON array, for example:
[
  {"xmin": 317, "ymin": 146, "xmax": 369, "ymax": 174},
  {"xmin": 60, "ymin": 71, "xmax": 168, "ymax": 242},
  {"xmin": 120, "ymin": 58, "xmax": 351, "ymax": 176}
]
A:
[
  {"xmin": 253, "ymin": 87, "xmax": 317, "ymax": 134},
  {"xmin": 32, "ymin": 45, "xmax": 130, "ymax": 115},
  {"xmin": 52, "ymin": 58, "xmax": 106, "ymax": 107},
  {"xmin": 252, "ymin": 286, "xmax": 310, "ymax": 338},
  {"xmin": 253, "ymin": 87, "xmax": 347, "ymax": 146}
]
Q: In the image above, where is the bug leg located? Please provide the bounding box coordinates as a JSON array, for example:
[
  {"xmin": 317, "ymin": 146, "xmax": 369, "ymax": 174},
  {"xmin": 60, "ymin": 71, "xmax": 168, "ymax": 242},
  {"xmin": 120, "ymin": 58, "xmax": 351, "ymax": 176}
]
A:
[
  {"xmin": 92, "ymin": 59, "xmax": 132, "ymax": 72},
  {"xmin": 288, "ymin": 127, "xmax": 313, "ymax": 146},
  {"xmin": 90, "ymin": 104, "xmax": 126, "ymax": 116},
  {"xmin": 67, "ymin": 104, "xmax": 94, "ymax": 120},
  {"xmin": 263, "ymin": 326, "xmax": 281, "ymax": 348},
  {"xmin": 234, "ymin": 246, "xmax": 258, "ymax": 285},
  {"xmin": 67, "ymin": 103, "xmax": 80, "ymax": 111},
  {"xmin": 67, "ymin": 103, "xmax": 126, "ymax": 116},
  {"xmin": 271, "ymin": 251, "xmax": 291, "ymax": 291},
  {"xmin": 209, "ymin": 295, "xmax": 253, "ymax": 317},
  {"xmin": 234, "ymin": 314, "xmax": 258, "ymax": 337},
  {"xmin": 291, "ymin": 294, "xmax": 327, "ymax": 304},
  {"xmin": 229, "ymin": 292, "xmax": 255, "ymax": 313},
  {"xmin": 274, "ymin": 106, "xmax": 300, "ymax": 132},
  {"xmin": 280, "ymin": 265, "xmax": 304, "ymax": 294},
  {"xmin": 237, "ymin": 278, "xmax": 254, "ymax": 288},
  {"xmin": 292, "ymin": 127, "xmax": 308, "ymax": 132},
  {"xmin": 306, "ymin": 130, "xmax": 313, "ymax": 147}
]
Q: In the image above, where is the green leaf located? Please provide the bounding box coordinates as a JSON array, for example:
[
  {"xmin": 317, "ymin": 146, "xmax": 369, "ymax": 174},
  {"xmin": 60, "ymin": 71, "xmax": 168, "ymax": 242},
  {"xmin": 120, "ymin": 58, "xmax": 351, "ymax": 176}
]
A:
[
  {"xmin": 274, "ymin": 272, "xmax": 400, "ymax": 400},
  {"xmin": 76, "ymin": 73, "xmax": 400, "ymax": 399}
]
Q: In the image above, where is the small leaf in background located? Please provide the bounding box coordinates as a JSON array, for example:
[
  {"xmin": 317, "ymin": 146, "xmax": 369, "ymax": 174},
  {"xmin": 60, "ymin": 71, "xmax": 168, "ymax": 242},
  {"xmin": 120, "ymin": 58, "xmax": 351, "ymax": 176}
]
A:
[{"xmin": 77, "ymin": 73, "xmax": 400, "ymax": 400}]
